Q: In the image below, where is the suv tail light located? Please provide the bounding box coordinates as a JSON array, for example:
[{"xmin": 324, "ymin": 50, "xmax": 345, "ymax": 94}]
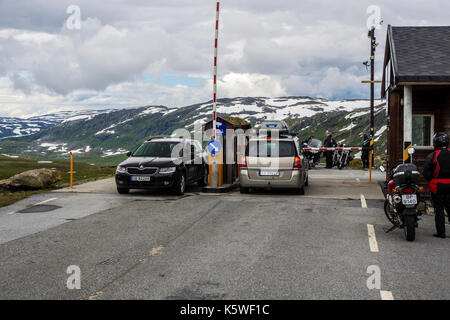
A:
[
  {"xmin": 402, "ymin": 187, "xmax": 415, "ymax": 194},
  {"xmin": 293, "ymin": 156, "xmax": 302, "ymax": 169},
  {"xmin": 239, "ymin": 155, "xmax": 247, "ymax": 168}
]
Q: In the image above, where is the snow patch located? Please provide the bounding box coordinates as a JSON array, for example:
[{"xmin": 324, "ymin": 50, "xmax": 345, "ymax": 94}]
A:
[
  {"xmin": 101, "ymin": 148, "xmax": 127, "ymax": 157},
  {"xmin": 2, "ymin": 153, "xmax": 19, "ymax": 158},
  {"xmin": 375, "ymin": 125, "xmax": 387, "ymax": 137},
  {"xmin": 339, "ymin": 123, "xmax": 357, "ymax": 132}
]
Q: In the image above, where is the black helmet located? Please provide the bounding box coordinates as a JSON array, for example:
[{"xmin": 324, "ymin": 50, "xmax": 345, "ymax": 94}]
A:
[{"xmin": 433, "ymin": 132, "xmax": 449, "ymax": 149}]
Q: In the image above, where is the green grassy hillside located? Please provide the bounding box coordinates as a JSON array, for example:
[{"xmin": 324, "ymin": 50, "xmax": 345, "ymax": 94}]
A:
[{"xmin": 0, "ymin": 154, "xmax": 116, "ymax": 186}]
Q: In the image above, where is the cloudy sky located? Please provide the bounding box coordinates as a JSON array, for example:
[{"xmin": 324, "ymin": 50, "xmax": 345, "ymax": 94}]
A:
[{"xmin": 0, "ymin": 0, "xmax": 449, "ymax": 117}]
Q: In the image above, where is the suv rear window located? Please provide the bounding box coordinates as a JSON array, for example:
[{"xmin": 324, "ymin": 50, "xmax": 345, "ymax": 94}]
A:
[{"xmin": 246, "ymin": 140, "xmax": 297, "ymax": 157}]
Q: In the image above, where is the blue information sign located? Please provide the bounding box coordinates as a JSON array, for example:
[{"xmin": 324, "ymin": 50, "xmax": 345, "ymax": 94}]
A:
[
  {"xmin": 216, "ymin": 121, "xmax": 227, "ymax": 136},
  {"xmin": 207, "ymin": 140, "xmax": 222, "ymax": 155}
]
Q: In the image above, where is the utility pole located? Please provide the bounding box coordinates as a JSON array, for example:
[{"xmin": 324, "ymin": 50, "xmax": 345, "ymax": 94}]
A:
[
  {"xmin": 369, "ymin": 27, "xmax": 376, "ymax": 139},
  {"xmin": 369, "ymin": 27, "xmax": 376, "ymax": 168}
]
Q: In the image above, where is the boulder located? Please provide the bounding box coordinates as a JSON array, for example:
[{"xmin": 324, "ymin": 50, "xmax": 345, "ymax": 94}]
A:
[
  {"xmin": 0, "ymin": 169, "xmax": 62, "ymax": 191},
  {"xmin": 0, "ymin": 178, "xmax": 12, "ymax": 191}
]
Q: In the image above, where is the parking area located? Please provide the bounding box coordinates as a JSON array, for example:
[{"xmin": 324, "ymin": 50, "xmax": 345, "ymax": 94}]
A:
[
  {"xmin": 0, "ymin": 168, "xmax": 448, "ymax": 300},
  {"xmin": 54, "ymin": 168, "xmax": 385, "ymax": 200}
]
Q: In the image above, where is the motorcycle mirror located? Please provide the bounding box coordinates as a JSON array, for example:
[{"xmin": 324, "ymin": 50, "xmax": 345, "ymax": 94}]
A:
[
  {"xmin": 408, "ymin": 148, "xmax": 415, "ymax": 155},
  {"xmin": 379, "ymin": 165, "xmax": 385, "ymax": 172}
]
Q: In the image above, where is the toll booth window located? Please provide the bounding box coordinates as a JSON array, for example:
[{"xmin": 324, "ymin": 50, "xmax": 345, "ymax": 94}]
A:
[
  {"xmin": 412, "ymin": 115, "xmax": 433, "ymax": 146},
  {"xmin": 246, "ymin": 141, "xmax": 296, "ymax": 157}
]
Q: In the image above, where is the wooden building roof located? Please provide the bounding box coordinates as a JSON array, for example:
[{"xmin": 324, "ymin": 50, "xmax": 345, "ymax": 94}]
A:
[{"xmin": 382, "ymin": 25, "xmax": 450, "ymax": 98}]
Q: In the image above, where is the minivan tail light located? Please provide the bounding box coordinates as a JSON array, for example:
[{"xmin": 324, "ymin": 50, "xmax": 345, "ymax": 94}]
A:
[
  {"xmin": 239, "ymin": 155, "xmax": 247, "ymax": 168},
  {"xmin": 293, "ymin": 156, "xmax": 302, "ymax": 169}
]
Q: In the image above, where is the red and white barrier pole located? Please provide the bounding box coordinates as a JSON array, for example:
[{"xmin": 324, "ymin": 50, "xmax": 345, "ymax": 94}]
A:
[
  {"xmin": 212, "ymin": 1, "xmax": 219, "ymax": 140},
  {"xmin": 302, "ymin": 147, "xmax": 363, "ymax": 151},
  {"xmin": 210, "ymin": 2, "xmax": 220, "ymax": 188}
]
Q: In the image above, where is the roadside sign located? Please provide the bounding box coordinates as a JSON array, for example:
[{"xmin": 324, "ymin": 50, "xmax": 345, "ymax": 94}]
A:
[
  {"xmin": 216, "ymin": 121, "xmax": 226, "ymax": 136},
  {"xmin": 207, "ymin": 140, "xmax": 222, "ymax": 155}
]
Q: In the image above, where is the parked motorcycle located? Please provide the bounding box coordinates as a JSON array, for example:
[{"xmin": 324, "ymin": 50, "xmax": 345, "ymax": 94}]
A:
[
  {"xmin": 337, "ymin": 144, "xmax": 353, "ymax": 170},
  {"xmin": 332, "ymin": 149, "xmax": 340, "ymax": 168},
  {"xmin": 381, "ymin": 154, "xmax": 425, "ymax": 241},
  {"xmin": 302, "ymin": 138, "xmax": 322, "ymax": 168}
]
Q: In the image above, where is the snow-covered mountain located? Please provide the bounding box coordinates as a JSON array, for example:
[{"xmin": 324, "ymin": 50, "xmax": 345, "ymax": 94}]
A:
[
  {"xmin": 0, "ymin": 109, "xmax": 116, "ymax": 139},
  {"xmin": 184, "ymin": 96, "xmax": 380, "ymax": 126},
  {"xmin": 0, "ymin": 96, "xmax": 385, "ymax": 160}
]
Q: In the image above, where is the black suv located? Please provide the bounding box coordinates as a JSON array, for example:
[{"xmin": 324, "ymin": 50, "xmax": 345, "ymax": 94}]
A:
[{"xmin": 115, "ymin": 138, "xmax": 207, "ymax": 195}]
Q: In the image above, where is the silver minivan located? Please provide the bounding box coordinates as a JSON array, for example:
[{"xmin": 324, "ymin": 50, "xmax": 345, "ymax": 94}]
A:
[{"xmin": 239, "ymin": 135, "xmax": 309, "ymax": 194}]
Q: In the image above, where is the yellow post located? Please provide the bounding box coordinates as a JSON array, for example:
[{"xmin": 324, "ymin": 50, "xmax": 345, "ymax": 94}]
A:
[
  {"xmin": 369, "ymin": 138, "xmax": 374, "ymax": 184},
  {"xmin": 70, "ymin": 152, "xmax": 73, "ymax": 189}
]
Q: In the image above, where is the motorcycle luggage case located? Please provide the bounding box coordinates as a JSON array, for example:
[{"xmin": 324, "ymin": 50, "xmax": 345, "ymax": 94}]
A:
[{"xmin": 393, "ymin": 163, "xmax": 420, "ymax": 185}]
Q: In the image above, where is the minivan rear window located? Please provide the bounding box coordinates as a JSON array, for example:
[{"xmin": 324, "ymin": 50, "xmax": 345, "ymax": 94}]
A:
[{"xmin": 246, "ymin": 140, "xmax": 296, "ymax": 157}]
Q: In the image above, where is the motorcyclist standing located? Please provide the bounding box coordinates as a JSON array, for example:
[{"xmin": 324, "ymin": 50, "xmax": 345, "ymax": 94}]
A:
[
  {"xmin": 362, "ymin": 134, "xmax": 371, "ymax": 169},
  {"xmin": 323, "ymin": 131, "xmax": 336, "ymax": 169},
  {"xmin": 423, "ymin": 132, "xmax": 450, "ymax": 239},
  {"xmin": 302, "ymin": 135, "xmax": 314, "ymax": 146}
]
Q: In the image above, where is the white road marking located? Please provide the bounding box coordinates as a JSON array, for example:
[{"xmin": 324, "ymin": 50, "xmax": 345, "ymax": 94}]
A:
[
  {"xmin": 360, "ymin": 194, "xmax": 368, "ymax": 208},
  {"xmin": 34, "ymin": 198, "xmax": 58, "ymax": 206},
  {"xmin": 367, "ymin": 224, "xmax": 379, "ymax": 253},
  {"xmin": 7, "ymin": 198, "xmax": 57, "ymax": 215},
  {"xmin": 380, "ymin": 290, "xmax": 394, "ymax": 300}
]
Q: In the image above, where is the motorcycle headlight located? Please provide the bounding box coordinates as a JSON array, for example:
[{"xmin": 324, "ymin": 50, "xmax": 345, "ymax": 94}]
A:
[
  {"xmin": 116, "ymin": 166, "xmax": 126, "ymax": 173},
  {"xmin": 159, "ymin": 167, "xmax": 176, "ymax": 174}
]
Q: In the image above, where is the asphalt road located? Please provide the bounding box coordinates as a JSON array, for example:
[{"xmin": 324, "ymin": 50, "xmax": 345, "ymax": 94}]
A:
[{"xmin": 0, "ymin": 169, "xmax": 448, "ymax": 300}]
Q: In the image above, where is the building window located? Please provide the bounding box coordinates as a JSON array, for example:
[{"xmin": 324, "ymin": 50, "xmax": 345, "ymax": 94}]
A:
[
  {"xmin": 412, "ymin": 115, "xmax": 434, "ymax": 147},
  {"xmin": 384, "ymin": 59, "xmax": 391, "ymax": 92}
]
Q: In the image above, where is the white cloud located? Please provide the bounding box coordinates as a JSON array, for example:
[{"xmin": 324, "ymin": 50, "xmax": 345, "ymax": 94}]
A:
[
  {"xmin": 216, "ymin": 73, "xmax": 286, "ymax": 98},
  {"xmin": 1, "ymin": 0, "xmax": 450, "ymax": 116}
]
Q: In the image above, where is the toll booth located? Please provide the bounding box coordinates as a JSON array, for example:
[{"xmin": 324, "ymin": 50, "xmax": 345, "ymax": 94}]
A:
[
  {"xmin": 204, "ymin": 116, "xmax": 251, "ymax": 186},
  {"xmin": 382, "ymin": 26, "xmax": 450, "ymax": 192}
]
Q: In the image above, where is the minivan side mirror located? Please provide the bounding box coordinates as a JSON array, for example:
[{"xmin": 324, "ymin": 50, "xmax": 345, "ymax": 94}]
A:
[{"xmin": 126, "ymin": 151, "xmax": 132, "ymax": 157}]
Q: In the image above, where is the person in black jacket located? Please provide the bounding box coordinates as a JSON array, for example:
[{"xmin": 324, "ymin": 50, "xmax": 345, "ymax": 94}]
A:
[
  {"xmin": 302, "ymin": 135, "xmax": 314, "ymax": 146},
  {"xmin": 361, "ymin": 134, "xmax": 371, "ymax": 169},
  {"xmin": 423, "ymin": 132, "xmax": 450, "ymax": 239},
  {"xmin": 323, "ymin": 131, "xmax": 336, "ymax": 169}
]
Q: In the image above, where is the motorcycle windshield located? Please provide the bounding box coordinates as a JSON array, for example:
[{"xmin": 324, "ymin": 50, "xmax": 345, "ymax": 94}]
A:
[{"xmin": 308, "ymin": 139, "xmax": 322, "ymax": 148}]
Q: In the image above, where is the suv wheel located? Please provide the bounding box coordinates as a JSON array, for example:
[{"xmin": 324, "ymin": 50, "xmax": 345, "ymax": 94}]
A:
[
  {"xmin": 174, "ymin": 173, "xmax": 186, "ymax": 195},
  {"xmin": 117, "ymin": 187, "xmax": 129, "ymax": 194},
  {"xmin": 240, "ymin": 187, "xmax": 250, "ymax": 194},
  {"xmin": 295, "ymin": 186, "xmax": 305, "ymax": 195}
]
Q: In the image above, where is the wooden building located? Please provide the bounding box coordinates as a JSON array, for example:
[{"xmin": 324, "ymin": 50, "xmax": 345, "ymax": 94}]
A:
[
  {"xmin": 381, "ymin": 26, "xmax": 450, "ymax": 181},
  {"xmin": 204, "ymin": 116, "xmax": 251, "ymax": 186}
]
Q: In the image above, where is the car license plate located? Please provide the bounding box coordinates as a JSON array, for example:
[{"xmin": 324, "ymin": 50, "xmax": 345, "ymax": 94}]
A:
[
  {"xmin": 131, "ymin": 176, "xmax": 151, "ymax": 182},
  {"xmin": 402, "ymin": 194, "xmax": 417, "ymax": 205},
  {"xmin": 259, "ymin": 169, "xmax": 279, "ymax": 176}
]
